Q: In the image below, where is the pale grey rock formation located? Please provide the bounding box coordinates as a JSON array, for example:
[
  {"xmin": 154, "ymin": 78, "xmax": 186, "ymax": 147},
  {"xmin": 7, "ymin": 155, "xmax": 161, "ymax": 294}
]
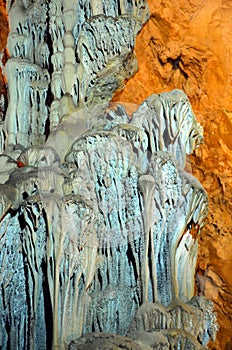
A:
[
  {"xmin": 0, "ymin": 1, "xmax": 218, "ymax": 350},
  {"xmin": 5, "ymin": 59, "xmax": 50, "ymax": 146},
  {"xmin": 0, "ymin": 155, "xmax": 17, "ymax": 183},
  {"xmin": 131, "ymin": 89, "xmax": 204, "ymax": 170},
  {"xmin": 127, "ymin": 297, "xmax": 217, "ymax": 347},
  {"xmin": 3, "ymin": 0, "xmax": 149, "ymax": 147},
  {"xmin": 0, "ymin": 93, "xmax": 217, "ymax": 349},
  {"xmin": 68, "ymin": 332, "xmax": 142, "ymax": 350}
]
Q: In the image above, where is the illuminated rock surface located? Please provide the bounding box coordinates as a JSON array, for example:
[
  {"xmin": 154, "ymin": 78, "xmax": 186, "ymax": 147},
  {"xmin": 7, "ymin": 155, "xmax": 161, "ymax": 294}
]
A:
[
  {"xmin": 113, "ymin": 1, "xmax": 232, "ymax": 349},
  {"xmin": 0, "ymin": 1, "xmax": 220, "ymax": 349}
]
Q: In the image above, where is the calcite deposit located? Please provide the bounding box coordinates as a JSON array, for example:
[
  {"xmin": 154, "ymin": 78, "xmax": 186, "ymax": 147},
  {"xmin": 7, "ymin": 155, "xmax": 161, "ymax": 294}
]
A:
[
  {"xmin": 113, "ymin": 1, "xmax": 232, "ymax": 349},
  {"xmin": 0, "ymin": 0, "xmax": 223, "ymax": 350}
]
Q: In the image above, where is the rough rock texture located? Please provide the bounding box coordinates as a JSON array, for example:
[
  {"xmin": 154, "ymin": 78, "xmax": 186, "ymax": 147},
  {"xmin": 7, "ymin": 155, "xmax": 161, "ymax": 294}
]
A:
[
  {"xmin": 0, "ymin": 0, "xmax": 225, "ymax": 349},
  {"xmin": 0, "ymin": 1, "xmax": 8, "ymax": 130},
  {"xmin": 113, "ymin": 1, "xmax": 232, "ymax": 349},
  {"xmin": 127, "ymin": 297, "xmax": 217, "ymax": 348},
  {"xmin": 67, "ymin": 332, "xmax": 142, "ymax": 350},
  {"xmin": 0, "ymin": 88, "xmax": 218, "ymax": 349},
  {"xmin": 2, "ymin": 0, "xmax": 149, "ymax": 148}
]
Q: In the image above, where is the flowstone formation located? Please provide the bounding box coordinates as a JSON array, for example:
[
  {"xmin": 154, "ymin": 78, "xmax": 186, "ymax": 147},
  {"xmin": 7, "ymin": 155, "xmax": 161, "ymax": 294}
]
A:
[{"xmin": 0, "ymin": 1, "xmax": 218, "ymax": 349}]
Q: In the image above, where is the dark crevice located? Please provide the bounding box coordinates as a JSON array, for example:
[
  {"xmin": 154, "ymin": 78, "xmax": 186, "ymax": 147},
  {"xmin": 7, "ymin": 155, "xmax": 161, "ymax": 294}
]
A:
[
  {"xmin": 143, "ymin": 129, "xmax": 152, "ymax": 154},
  {"xmin": 163, "ymin": 127, "xmax": 171, "ymax": 146},
  {"xmin": 41, "ymin": 260, "xmax": 53, "ymax": 350},
  {"xmin": 18, "ymin": 211, "xmax": 26, "ymax": 231},
  {"xmin": 22, "ymin": 191, "xmax": 29, "ymax": 200},
  {"xmin": 44, "ymin": 3, "xmax": 54, "ymax": 139},
  {"xmin": 97, "ymin": 269, "xmax": 103, "ymax": 289},
  {"xmin": 157, "ymin": 55, "xmax": 165, "ymax": 67},
  {"xmin": 96, "ymin": 314, "xmax": 102, "ymax": 332},
  {"xmin": 117, "ymin": 0, "xmax": 122, "ymax": 15},
  {"xmin": 116, "ymin": 310, "xmax": 119, "ymax": 327},
  {"xmin": 167, "ymin": 56, "xmax": 188, "ymax": 79},
  {"xmin": 44, "ymin": 115, "xmax": 50, "ymax": 140},
  {"xmin": 21, "ymin": 246, "xmax": 31, "ymax": 350},
  {"xmin": 126, "ymin": 242, "xmax": 138, "ymax": 281}
]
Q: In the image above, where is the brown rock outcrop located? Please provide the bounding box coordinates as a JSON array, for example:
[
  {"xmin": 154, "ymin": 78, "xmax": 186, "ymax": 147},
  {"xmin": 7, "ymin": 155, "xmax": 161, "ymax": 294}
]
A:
[
  {"xmin": 0, "ymin": 2, "xmax": 7, "ymax": 52},
  {"xmin": 113, "ymin": 1, "xmax": 232, "ymax": 349},
  {"xmin": 0, "ymin": 1, "xmax": 8, "ymax": 119}
]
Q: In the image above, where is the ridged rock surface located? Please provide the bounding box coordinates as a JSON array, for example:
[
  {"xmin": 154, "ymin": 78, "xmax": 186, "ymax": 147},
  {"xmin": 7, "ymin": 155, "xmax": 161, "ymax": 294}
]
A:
[
  {"xmin": 0, "ymin": 1, "xmax": 8, "ymax": 122},
  {"xmin": 113, "ymin": 1, "xmax": 232, "ymax": 349}
]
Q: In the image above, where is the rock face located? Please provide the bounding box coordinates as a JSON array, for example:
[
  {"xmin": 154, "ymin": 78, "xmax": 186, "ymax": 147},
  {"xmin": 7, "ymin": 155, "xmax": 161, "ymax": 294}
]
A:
[
  {"xmin": 113, "ymin": 1, "xmax": 232, "ymax": 349},
  {"xmin": 0, "ymin": 0, "xmax": 225, "ymax": 349},
  {"xmin": 0, "ymin": 1, "xmax": 8, "ymax": 130},
  {"xmin": 0, "ymin": 84, "xmax": 218, "ymax": 348}
]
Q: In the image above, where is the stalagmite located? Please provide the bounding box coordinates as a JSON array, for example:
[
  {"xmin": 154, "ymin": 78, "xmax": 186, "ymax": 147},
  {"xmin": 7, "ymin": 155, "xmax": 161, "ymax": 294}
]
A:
[{"xmin": 0, "ymin": 1, "xmax": 218, "ymax": 349}]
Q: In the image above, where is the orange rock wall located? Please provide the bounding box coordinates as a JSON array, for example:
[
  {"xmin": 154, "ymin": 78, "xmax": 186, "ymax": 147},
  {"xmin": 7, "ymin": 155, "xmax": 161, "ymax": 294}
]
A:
[
  {"xmin": 0, "ymin": 1, "xmax": 7, "ymax": 50},
  {"xmin": 113, "ymin": 1, "xmax": 232, "ymax": 349},
  {"xmin": 0, "ymin": 1, "xmax": 8, "ymax": 96}
]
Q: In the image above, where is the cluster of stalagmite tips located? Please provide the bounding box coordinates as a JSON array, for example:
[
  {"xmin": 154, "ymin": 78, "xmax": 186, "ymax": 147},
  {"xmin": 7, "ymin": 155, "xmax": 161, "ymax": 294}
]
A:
[{"xmin": 0, "ymin": 90, "xmax": 217, "ymax": 349}]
